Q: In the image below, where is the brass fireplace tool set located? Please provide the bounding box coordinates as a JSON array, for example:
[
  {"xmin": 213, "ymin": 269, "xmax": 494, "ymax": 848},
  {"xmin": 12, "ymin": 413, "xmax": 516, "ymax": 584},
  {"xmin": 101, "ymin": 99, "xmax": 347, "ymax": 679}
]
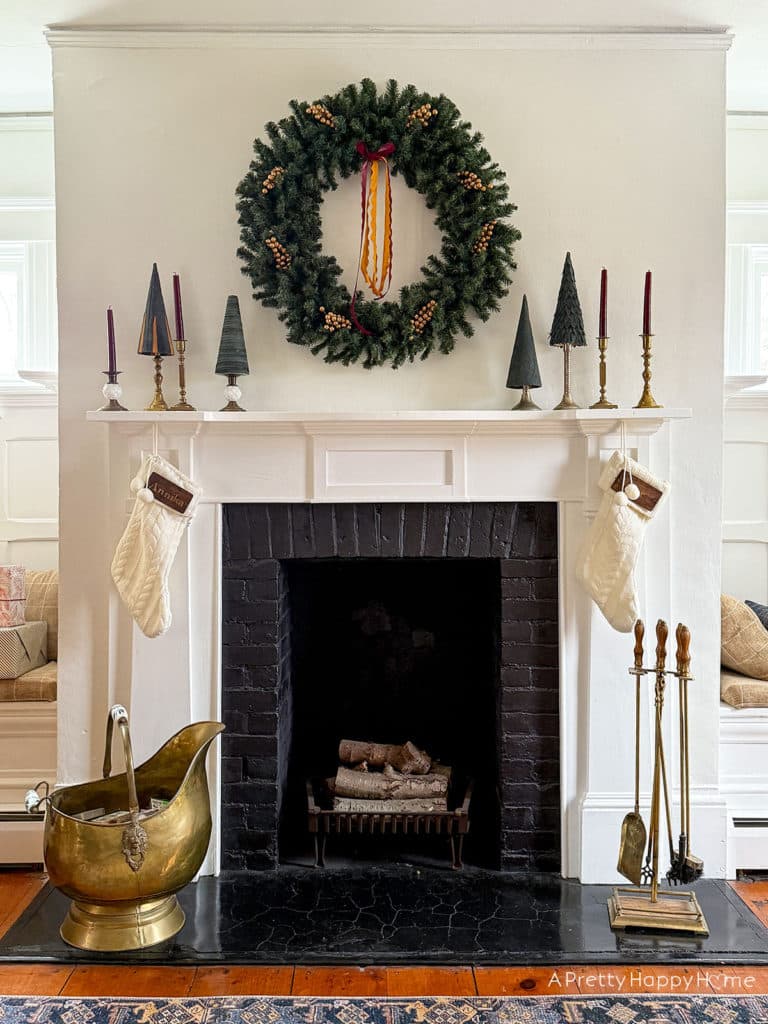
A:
[{"xmin": 609, "ymin": 618, "xmax": 708, "ymax": 936}]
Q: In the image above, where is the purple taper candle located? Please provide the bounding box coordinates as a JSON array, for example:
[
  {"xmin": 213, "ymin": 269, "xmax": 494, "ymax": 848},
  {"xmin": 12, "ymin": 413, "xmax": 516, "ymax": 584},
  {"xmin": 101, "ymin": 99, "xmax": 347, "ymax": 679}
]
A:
[
  {"xmin": 642, "ymin": 270, "xmax": 652, "ymax": 335},
  {"xmin": 172, "ymin": 273, "xmax": 184, "ymax": 340},
  {"xmin": 107, "ymin": 307, "xmax": 117, "ymax": 375}
]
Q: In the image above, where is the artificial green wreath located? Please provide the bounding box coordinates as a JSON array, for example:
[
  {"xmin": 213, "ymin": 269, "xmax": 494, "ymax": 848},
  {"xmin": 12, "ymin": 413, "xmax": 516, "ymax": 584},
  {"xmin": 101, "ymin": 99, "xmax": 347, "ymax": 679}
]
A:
[{"xmin": 236, "ymin": 78, "xmax": 520, "ymax": 369}]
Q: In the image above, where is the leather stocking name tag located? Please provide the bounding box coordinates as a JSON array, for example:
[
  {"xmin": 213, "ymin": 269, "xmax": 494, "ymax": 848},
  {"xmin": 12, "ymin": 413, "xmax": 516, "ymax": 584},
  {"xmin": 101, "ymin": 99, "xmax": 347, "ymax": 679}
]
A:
[{"xmin": 147, "ymin": 472, "xmax": 194, "ymax": 514}]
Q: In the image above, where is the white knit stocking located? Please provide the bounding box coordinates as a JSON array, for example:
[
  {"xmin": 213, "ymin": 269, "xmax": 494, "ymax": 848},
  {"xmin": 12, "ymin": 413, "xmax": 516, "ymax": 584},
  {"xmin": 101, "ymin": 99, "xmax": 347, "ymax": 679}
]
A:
[
  {"xmin": 576, "ymin": 450, "xmax": 670, "ymax": 633},
  {"xmin": 111, "ymin": 453, "xmax": 201, "ymax": 639}
]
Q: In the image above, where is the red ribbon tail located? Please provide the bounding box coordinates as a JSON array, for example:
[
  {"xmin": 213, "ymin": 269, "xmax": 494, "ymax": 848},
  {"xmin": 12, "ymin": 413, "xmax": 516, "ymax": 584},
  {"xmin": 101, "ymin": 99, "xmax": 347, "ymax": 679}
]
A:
[{"xmin": 349, "ymin": 293, "xmax": 372, "ymax": 336}]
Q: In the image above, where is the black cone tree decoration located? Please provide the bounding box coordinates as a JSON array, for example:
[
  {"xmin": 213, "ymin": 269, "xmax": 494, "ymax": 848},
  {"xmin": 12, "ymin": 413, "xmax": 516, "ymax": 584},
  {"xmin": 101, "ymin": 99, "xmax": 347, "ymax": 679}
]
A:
[
  {"xmin": 506, "ymin": 295, "xmax": 541, "ymax": 410},
  {"xmin": 215, "ymin": 295, "xmax": 249, "ymax": 412},
  {"xmin": 138, "ymin": 262, "xmax": 175, "ymax": 411},
  {"xmin": 549, "ymin": 252, "xmax": 587, "ymax": 410}
]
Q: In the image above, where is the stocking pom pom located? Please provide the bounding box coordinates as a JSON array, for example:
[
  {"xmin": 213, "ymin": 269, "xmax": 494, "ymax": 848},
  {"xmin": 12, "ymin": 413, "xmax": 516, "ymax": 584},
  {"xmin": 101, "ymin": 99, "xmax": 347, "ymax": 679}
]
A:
[
  {"xmin": 625, "ymin": 483, "xmax": 640, "ymax": 501},
  {"xmin": 138, "ymin": 488, "xmax": 155, "ymax": 504},
  {"xmin": 130, "ymin": 477, "xmax": 144, "ymax": 494},
  {"xmin": 614, "ymin": 490, "xmax": 629, "ymax": 506}
]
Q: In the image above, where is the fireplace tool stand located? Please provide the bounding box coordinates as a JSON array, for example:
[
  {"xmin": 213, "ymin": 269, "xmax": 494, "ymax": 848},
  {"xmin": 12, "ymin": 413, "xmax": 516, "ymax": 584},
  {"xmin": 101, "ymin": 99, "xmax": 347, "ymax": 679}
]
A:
[{"xmin": 608, "ymin": 619, "xmax": 708, "ymax": 936}]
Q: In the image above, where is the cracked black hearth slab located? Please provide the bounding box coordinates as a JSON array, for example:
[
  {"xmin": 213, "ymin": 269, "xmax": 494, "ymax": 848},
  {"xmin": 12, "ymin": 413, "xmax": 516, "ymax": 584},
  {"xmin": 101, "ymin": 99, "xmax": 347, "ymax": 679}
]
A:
[{"xmin": 2, "ymin": 869, "xmax": 768, "ymax": 965}]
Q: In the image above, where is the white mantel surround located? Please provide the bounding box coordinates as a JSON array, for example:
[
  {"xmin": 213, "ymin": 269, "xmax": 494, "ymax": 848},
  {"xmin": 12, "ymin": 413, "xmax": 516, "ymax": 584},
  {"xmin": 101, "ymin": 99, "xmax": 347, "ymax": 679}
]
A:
[{"xmin": 86, "ymin": 406, "xmax": 729, "ymax": 883}]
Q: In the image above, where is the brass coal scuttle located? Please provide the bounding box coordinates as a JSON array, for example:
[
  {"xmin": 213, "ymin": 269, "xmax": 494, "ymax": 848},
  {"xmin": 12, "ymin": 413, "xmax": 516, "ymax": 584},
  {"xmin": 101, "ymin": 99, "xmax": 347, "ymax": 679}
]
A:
[{"xmin": 41, "ymin": 704, "xmax": 223, "ymax": 952}]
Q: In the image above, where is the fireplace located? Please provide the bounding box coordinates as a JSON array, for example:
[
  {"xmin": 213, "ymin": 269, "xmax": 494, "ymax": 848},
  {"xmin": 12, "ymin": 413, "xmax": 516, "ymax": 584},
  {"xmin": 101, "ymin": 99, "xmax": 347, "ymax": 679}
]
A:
[{"xmin": 221, "ymin": 501, "xmax": 559, "ymax": 873}]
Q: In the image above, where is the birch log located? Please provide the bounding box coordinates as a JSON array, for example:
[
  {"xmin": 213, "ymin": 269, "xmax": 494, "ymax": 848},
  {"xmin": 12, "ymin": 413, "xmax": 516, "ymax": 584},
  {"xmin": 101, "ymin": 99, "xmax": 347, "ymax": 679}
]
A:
[
  {"xmin": 338, "ymin": 739, "xmax": 432, "ymax": 775},
  {"xmin": 334, "ymin": 764, "xmax": 448, "ymax": 800}
]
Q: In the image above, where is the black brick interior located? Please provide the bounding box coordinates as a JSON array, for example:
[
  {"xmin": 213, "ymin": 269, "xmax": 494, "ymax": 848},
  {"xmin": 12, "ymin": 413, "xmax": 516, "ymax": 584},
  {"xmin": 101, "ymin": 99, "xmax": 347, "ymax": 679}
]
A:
[{"xmin": 222, "ymin": 502, "xmax": 559, "ymax": 873}]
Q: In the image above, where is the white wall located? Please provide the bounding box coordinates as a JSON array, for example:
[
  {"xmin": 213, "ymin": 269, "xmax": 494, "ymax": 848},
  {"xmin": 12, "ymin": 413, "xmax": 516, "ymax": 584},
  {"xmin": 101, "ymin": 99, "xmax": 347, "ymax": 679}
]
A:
[{"xmin": 51, "ymin": 31, "xmax": 728, "ymax": 871}]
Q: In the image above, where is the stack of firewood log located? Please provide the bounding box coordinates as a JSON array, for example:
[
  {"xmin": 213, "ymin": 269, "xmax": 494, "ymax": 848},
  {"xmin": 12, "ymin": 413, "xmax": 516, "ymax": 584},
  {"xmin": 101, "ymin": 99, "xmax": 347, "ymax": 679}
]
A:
[{"xmin": 327, "ymin": 739, "xmax": 452, "ymax": 813}]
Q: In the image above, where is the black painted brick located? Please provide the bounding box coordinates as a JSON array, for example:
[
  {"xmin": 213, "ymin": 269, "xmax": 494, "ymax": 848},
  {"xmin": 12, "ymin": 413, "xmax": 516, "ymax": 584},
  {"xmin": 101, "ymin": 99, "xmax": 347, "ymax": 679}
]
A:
[
  {"xmin": 402, "ymin": 504, "xmax": 426, "ymax": 555},
  {"xmin": 221, "ymin": 500, "xmax": 560, "ymax": 872},
  {"xmin": 380, "ymin": 504, "xmax": 403, "ymax": 556}
]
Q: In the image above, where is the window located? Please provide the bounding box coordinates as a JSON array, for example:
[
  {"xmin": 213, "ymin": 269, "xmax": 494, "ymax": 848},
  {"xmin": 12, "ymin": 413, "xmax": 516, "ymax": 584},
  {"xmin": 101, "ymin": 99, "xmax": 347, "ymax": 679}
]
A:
[
  {"xmin": 0, "ymin": 242, "xmax": 25, "ymax": 379},
  {"xmin": 725, "ymin": 204, "xmax": 768, "ymax": 376}
]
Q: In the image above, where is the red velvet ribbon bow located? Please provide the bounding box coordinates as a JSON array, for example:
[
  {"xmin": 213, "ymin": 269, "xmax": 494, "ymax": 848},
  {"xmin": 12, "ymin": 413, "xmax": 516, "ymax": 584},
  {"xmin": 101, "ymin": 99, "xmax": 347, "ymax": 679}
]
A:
[{"xmin": 349, "ymin": 141, "xmax": 395, "ymax": 336}]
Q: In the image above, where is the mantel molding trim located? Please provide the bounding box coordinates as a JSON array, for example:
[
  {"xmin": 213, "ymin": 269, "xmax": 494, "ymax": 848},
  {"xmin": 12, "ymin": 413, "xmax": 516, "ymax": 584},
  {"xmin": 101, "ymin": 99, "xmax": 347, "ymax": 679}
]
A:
[{"xmin": 46, "ymin": 26, "xmax": 733, "ymax": 52}]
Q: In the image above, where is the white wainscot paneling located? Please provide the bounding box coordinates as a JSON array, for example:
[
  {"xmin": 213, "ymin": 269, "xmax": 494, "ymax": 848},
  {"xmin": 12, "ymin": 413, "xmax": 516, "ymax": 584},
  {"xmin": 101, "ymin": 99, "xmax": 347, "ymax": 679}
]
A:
[
  {"xmin": 722, "ymin": 542, "xmax": 768, "ymax": 602},
  {"xmin": 723, "ymin": 442, "xmax": 768, "ymax": 523},
  {"xmin": 0, "ymin": 406, "xmax": 58, "ymax": 569},
  {"xmin": 5, "ymin": 437, "xmax": 58, "ymax": 520}
]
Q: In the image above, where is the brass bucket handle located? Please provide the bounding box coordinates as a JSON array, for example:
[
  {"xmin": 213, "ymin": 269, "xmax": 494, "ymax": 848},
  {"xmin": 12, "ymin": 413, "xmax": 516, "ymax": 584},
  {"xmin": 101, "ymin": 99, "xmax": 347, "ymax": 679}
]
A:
[{"xmin": 103, "ymin": 704, "xmax": 148, "ymax": 873}]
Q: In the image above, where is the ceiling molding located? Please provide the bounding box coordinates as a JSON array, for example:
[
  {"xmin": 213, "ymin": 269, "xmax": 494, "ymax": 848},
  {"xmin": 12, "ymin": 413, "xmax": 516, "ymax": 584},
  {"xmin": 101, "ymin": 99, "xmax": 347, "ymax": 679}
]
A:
[{"xmin": 44, "ymin": 25, "xmax": 734, "ymax": 52}]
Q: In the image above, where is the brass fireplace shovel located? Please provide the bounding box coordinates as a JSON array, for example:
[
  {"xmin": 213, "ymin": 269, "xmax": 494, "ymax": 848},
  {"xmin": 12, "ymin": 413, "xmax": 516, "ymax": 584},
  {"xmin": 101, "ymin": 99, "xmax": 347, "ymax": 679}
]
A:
[{"xmin": 617, "ymin": 619, "xmax": 648, "ymax": 884}]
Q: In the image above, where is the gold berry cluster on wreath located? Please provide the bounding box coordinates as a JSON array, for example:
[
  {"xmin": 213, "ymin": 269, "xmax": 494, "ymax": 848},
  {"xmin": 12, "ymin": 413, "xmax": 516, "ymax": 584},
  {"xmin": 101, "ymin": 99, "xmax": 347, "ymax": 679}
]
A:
[
  {"xmin": 236, "ymin": 78, "xmax": 519, "ymax": 369},
  {"xmin": 261, "ymin": 166, "xmax": 285, "ymax": 194},
  {"xmin": 319, "ymin": 307, "xmax": 352, "ymax": 333},
  {"xmin": 458, "ymin": 170, "xmax": 493, "ymax": 192},
  {"xmin": 407, "ymin": 103, "xmax": 438, "ymax": 128},
  {"xmin": 306, "ymin": 103, "xmax": 335, "ymax": 128},
  {"xmin": 410, "ymin": 300, "xmax": 437, "ymax": 336},
  {"xmin": 265, "ymin": 235, "xmax": 291, "ymax": 269},
  {"xmin": 472, "ymin": 221, "xmax": 497, "ymax": 254}
]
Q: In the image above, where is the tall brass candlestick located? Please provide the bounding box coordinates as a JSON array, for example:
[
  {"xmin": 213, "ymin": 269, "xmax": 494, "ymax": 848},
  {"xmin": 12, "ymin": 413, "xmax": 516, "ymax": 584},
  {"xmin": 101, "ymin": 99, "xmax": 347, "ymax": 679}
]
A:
[
  {"xmin": 634, "ymin": 332, "xmax": 662, "ymax": 409},
  {"xmin": 146, "ymin": 355, "xmax": 169, "ymax": 412},
  {"xmin": 170, "ymin": 338, "xmax": 196, "ymax": 411},
  {"xmin": 590, "ymin": 335, "xmax": 617, "ymax": 409}
]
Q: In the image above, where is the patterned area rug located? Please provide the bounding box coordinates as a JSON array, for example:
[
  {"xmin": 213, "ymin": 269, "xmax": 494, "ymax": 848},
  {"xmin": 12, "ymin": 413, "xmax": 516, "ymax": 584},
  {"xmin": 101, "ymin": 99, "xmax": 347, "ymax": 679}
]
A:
[{"xmin": 2, "ymin": 996, "xmax": 768, "ymax": 1023}]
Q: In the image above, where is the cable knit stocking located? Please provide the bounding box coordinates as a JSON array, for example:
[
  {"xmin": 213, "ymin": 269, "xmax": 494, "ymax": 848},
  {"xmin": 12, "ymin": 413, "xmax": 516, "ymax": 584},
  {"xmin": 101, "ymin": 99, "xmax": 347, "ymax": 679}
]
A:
[
  {"xmin": 111, "ymin": 453, "xmax": 201, "ymax": 638},
  {"xmin": 576, "ymin": 450, "xmax": 670, "ymax": 633}
]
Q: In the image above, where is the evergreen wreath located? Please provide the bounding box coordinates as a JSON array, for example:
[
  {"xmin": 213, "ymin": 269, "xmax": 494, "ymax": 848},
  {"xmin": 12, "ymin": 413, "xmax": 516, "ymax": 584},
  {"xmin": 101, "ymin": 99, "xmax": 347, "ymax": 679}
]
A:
[{"xmin": 236, "ymin": 78, "xmax": 520, "ymax": 369}]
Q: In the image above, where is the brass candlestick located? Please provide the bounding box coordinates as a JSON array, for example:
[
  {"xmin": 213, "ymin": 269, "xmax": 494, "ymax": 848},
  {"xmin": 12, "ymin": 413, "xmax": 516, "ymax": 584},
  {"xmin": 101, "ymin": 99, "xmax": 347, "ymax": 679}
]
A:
[
  {"xmin": 634, "ymin": 332, "xmax": 662, "ymax": 409},
  {"xmin": 554, "ymin": 344, "xmax": 580, "ymax": 410},
  {"xmin": 170, "ymin": 338, "xmax": 196, "ymax": 411},
  {"xmin": 590, "ymin": 336, "xmax": 617, "ymax": 409},
  {"xmin": 146, "ymin": 355, "xmax": 170, "ymax": 412}
]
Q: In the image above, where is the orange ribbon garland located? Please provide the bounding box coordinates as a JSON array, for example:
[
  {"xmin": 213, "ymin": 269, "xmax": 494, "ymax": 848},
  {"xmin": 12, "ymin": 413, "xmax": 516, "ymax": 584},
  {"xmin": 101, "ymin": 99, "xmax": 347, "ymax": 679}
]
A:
[{"xmin": 350, "ymin": 141, "xmax": 395, "ymax": 336}]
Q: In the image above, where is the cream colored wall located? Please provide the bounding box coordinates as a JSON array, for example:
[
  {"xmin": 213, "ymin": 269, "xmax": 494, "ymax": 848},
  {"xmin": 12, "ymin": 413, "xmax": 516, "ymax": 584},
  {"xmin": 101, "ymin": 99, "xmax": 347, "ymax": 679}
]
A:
[{"xmin": 51, "ymin": 35, "xmax": 727, "ymax": 817}]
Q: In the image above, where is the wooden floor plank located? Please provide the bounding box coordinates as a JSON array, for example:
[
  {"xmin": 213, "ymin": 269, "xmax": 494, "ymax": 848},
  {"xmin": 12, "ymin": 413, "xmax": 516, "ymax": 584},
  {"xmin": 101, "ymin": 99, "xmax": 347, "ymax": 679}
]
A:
[
  {"xmin": 191, "ymin": 966, "xmax": 294, "ymax": 996},
  {"xmin": 291, "ymin": 967, "xmax": 388, "ymax": 996},
  {"xmin": 61, "ymin": 966, "xmax": 197, "ymax": 997},
  {"xmin": 0, "ymin": 872, "xmax": 46, "ymax": 940},
  {"xmin": 731, "ymin": 881, "xmax": 768, "ymax": 929},
  {"xmin": 0, "ymin": 965, "xmax": 73, "ymax": 996},
  {"xmin": 386, "ymin": 967, "xmax": 477, "ymax": 996},
  {"xmin": 474, "ymin": 966, "xmax": 579, "ymax": 996}
]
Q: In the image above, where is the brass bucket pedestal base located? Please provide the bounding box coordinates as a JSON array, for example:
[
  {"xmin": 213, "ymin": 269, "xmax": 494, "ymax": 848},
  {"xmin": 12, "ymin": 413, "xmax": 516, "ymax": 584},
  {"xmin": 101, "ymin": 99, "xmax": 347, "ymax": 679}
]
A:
[
  {"xmin": 61, "ymin": 894, "xmax": 186, "ymax": 951},
  {"xmin": 608, "ymin": 886, "xmax": 709, "ymax": 936}
]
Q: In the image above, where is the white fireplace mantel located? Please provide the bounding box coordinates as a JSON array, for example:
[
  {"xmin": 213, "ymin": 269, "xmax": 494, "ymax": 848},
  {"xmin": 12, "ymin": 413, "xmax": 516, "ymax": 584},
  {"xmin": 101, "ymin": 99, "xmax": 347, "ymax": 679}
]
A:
[{"xmin": 88, "ymin": 405, "xmax": 722, "ymax": 883}]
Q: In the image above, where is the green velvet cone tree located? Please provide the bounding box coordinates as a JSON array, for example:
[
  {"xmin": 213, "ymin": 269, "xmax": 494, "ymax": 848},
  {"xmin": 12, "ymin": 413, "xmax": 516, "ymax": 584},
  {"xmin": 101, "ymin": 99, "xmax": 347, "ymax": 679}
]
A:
[
  {"xmin": 215, "ymin": 295, "xmax": 249, "ymax": 411},
  {"xmin": 506, "ymin": 294, "xmax": 541, "ymax": 410},
  {"xmin": 138, "ymin": 262, "xmax": 175, "ymax": 411},
  {"xmin": 549, "ymin": 252, "xmax": 586, "ymax": 410}
]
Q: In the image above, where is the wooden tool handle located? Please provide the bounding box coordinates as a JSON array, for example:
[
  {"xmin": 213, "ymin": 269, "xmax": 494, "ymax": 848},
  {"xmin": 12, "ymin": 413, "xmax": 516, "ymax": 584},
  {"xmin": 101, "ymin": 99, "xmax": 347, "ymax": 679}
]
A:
[
  {"xmin": 676, "ymin": 623, "xmax": 691, "ymax": 677},
  {"xmin": 634, "ymin": 619, "xmax": 645, "ymax": 671},
  {"xmin": 655, "ymin": 619, "xmax": 668, "ymax": 672}
]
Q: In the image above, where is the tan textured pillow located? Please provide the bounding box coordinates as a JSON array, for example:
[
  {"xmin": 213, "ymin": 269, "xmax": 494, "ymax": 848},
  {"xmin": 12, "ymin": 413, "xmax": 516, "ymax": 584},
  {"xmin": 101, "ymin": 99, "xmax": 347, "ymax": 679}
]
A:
[
  {"xmin": 24, "ymin": 569, "xmax": 58, "ymax": 661},
  {"xmin": 721, "ymin": 669, "xmax": 768, "ymax": 709},
  {"xmin": 722, "ymin": 593, "xmax": 768, "ymax": 680}
]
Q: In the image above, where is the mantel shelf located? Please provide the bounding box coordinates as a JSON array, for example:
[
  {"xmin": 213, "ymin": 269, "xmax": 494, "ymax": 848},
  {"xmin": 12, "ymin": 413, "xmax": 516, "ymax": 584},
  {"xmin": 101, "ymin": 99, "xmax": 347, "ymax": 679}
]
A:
[{"xmin": 86, "ymin": 407, "xmax": 691, "ymax": 437}]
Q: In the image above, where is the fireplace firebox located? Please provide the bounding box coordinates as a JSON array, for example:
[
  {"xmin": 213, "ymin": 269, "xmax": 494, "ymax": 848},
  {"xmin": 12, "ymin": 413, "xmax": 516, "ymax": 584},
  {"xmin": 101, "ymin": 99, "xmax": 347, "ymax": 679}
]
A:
[{"xmin": 221, "ymin": 502, "xmax": 559, "ymax": 872}]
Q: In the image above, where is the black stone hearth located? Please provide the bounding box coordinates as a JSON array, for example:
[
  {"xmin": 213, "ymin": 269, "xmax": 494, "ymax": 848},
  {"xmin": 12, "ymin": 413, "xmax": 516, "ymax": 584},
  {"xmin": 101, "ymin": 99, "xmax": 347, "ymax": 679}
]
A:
[
  {"xmin": 3, "ymin": 871, "xmax": 768, "ymax": 965},
  {"xmin": 221, "ymin": 502, "xmax": 559, "ymax": 873}
]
